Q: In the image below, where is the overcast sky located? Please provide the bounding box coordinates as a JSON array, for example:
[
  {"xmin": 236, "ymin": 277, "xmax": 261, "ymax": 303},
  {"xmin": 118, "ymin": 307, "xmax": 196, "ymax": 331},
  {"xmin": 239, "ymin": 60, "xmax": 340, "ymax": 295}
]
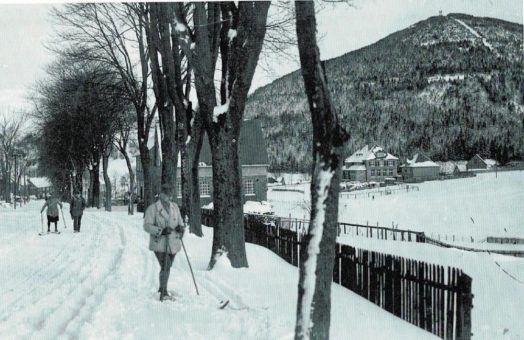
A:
[{"xmin": 0, "ymin": 0, "xmax": 522, "ymax": 115}]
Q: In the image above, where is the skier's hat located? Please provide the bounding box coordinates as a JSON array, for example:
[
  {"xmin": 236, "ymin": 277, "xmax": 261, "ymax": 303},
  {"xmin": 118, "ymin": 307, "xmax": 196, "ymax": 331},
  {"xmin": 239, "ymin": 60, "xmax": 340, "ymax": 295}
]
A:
[{"xmin": 160, "ymin": 183, "xmax": 172, "ymax": 194}]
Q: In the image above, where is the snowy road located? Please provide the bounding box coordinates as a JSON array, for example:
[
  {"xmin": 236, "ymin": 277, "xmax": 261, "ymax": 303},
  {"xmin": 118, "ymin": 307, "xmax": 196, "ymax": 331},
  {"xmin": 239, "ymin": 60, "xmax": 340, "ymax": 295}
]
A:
[{"xmin": 0, "ymin": 201, "xmax": 437, "ymax": 340}]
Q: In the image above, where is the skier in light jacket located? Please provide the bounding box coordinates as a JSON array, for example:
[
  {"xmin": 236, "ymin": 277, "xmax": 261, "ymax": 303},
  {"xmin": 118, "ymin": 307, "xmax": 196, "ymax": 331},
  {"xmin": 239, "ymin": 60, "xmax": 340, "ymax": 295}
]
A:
[
  {"xmin": 41, "ymin": 193, "xmax": 63, "ymax": 233},
  {"xmin": 143, "ymin": 183, "xmax": 185, "ymax": 301}
]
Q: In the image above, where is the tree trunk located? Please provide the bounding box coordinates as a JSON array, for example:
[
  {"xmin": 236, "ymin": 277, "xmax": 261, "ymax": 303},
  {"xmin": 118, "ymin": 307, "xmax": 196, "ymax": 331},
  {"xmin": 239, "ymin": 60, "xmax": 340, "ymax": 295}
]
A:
[
  {"xmin": 3, "ymin": 158, "xmax": 11, "ymax": 203},
  {"xmin": 141, "ymin": 152, "xmax": 153, "ymax": 209},
  {"xmin": 159, "ymin": 104, "xmax": 178, "ymax": 198},
  {"xmin": 189, "ymin": 113, "xmax": 204, "ymax": 237},
  {"xmin": 102, "ymin": 152, "xmax": 112, "ymax": 212},
  {"xmin": 88, "ymin": 169, "xmax": 94, "ymax": 207},
  {"xmin": 92, "ymin": 161, "xmax": 101, "ymax": 209},
  {"xmin": 179, "ymin": 128, "xmax": 190, "ymax": 218},
  {"xmin": 122, "ymin": 151, "xmax": 135, "ymax": 215},
  {"xmin": 191, "ymin": 1, "xmax": 270, "ymax": 268},
  {"xmin": 208, "ymin": 129, "xmax": 247, "ymax": 268},
  {"xmin": 294, "ymin": 2, "xmax": 349, "ymax": 340}
]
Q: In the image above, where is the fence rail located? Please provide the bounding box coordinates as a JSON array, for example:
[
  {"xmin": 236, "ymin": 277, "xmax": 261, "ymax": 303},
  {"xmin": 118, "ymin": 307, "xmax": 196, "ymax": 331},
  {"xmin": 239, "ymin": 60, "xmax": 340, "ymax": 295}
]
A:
[{"xmin": 201, "ymin": 209, "xmax": 473, "ymax": 339}]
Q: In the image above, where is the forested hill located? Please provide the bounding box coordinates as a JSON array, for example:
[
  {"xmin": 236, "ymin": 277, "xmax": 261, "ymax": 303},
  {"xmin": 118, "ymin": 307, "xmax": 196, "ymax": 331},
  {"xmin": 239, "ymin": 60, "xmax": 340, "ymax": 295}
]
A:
[{"xmin": 245, "ymin": 14, "xmax": 524, "ymax": 172}]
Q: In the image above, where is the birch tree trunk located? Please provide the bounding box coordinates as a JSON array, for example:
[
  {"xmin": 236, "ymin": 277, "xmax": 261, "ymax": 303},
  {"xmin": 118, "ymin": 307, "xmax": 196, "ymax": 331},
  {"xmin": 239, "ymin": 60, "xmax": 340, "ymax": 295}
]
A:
[{"xmin": 294, "ymin": 2, "xmax": 349, "ymax": 339}]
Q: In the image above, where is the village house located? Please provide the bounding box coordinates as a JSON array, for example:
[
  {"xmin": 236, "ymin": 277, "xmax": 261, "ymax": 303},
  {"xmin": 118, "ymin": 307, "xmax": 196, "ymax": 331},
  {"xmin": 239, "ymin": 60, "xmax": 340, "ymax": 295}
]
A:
[
  {"xmin": 401, "ymin": 152, "xmax": 440, "ymax": 182},
  {"xmin": 342, "ymin": 144, "xmax": 399, "ymax": 182},
  {"xmin": 437, "ymin": 161, "xmax": 468, "ymax": 176},
  {"xmin": 136, "ymin": 119, "xmax": 269, "ymax": 207},
  {"xmin": 466, "ymin": 154, "xmax": 500, "ymax": 171},
  {"xmin": 27, "ymin": 177, "xmax": 52, "ymax": 198}
]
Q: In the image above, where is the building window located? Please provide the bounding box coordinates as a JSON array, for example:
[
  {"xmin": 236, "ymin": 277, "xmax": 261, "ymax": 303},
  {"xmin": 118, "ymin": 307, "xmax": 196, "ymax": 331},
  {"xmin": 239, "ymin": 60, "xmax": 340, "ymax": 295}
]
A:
[
  {"xmin": 370, "ymin": 169, "xmax": 375, "ymax": 176},
  {"xmin": 244, "ymin": 179, "xmax": 255, "ymax": 195},
  {"xmin": 369, "ymin": 161, "xmax": 374, "ymax": 167},
  {"xmin": 389, "ymin": 168, "xmax": 393, "ymax": 176},
  {"xmin": 200, "ymin": 180, "xmax": 210, "ymax": 196},
  {"xmin": 177, "ymin": 181, "xmax": 182, "ymax": 198}
]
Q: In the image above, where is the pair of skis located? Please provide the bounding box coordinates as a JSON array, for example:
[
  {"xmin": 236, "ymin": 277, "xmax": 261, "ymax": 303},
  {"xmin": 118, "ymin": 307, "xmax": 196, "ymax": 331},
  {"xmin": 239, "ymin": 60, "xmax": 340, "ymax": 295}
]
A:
[
  {"xmin": 159, "ymin": 294, "xmax": 229, "ymax": 309},
  {"xmin": 38, "ymin": 231, "xmax": 61, "ymax": 236},
  {"xmin": 39, "ymin": 208, "xmax": 68, "ymax": 236}
]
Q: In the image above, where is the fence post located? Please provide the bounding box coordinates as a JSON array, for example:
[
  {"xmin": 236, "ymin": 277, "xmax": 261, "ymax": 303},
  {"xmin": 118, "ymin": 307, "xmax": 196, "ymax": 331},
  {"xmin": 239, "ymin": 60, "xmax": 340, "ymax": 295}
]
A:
[
  {"xmin": 418, "ymin": 261, "xmax": 426, "ymax": 329},
  {"xmin": 457, "ymin": 272, "xmax": 473, "ymax": 340},
  {"xmin": 446, "ymin": 268, "xmax": 455, "ymax": 340},
  {"xmin": 385, "ymin": 255, "xmax": 393, "ymax": 313}
]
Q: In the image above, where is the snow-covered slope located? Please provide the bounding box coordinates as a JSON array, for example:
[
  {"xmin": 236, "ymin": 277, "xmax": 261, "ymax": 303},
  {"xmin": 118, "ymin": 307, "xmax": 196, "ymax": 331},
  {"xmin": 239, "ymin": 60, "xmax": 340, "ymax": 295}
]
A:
[
  {"xmin": 0, "ymin": 201, "xmax": 436, "ymax": 339},
  {"xmin": 269, "ymin": 171, "xmax": 524, "ymax": 240}
]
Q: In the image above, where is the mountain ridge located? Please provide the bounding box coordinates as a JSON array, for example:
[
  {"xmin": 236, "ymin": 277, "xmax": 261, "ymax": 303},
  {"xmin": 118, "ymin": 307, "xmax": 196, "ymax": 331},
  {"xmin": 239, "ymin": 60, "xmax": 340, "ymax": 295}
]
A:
[{"xmin": 245, "ymin": 13, "xmax": 524, "ymax": 172}]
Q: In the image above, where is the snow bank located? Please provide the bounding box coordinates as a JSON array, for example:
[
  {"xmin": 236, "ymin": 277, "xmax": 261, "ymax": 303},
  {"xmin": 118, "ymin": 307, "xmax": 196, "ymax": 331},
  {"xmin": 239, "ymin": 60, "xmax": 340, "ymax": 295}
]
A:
[
  {"xmin": 203, "ymin": 201, "xmax": 274, "ymax": 215},
  {"xmin": 243, "ymin": 201, "xmax": 273, "ymax": 215}
]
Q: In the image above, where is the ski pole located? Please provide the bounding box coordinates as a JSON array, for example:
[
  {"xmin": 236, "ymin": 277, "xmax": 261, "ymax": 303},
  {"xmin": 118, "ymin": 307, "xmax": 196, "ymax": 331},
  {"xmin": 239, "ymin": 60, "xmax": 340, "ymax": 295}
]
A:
[
  {"xmin": 60, "ymin": 207, "xmax": 67, "ymax": 229},
  {"xmin": 181, "ymin": 238, "xmax": 199, "ymax": 296}
]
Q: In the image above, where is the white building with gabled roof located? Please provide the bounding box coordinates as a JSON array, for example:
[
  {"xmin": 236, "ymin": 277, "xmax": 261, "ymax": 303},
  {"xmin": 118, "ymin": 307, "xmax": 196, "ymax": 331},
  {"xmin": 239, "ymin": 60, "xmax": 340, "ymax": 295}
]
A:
[
  {"xmin": 342, "ymin": 144, "xmax": 399, "ymax": 182},
  {"xmin": 401, "ymin": 152, "xmax": 440, "ymax": 181}
]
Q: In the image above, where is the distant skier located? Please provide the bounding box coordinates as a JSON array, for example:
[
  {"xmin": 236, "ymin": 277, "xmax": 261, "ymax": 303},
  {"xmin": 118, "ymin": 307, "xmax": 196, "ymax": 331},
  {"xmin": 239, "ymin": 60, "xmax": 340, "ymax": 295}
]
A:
[
  {"xmin": 143, "ymin": 184, "xmax": 185, "ymax": 301},
  {"xmin": 70, "ymin": 190, "xmax": 86, "ymax": 233},
  {"xmin": 40, "ymin": 193, "xmax": 63, "ymax": 233}
]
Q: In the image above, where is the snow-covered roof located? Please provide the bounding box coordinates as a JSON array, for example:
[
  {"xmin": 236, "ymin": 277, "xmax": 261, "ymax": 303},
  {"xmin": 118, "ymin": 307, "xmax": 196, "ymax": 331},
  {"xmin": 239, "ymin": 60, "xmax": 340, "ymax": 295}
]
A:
[
  {"xmin": 484, "ymin": 159, "xmax": 499, "ymax": 166},
  {"xmin": 345, "ymin": 144, "xmax": 398, "ymax": 163},
  {"xmin": 28, "ymin": 177, "xmax": 52, "ymax": 188},
  {"xmin": 407, "ymin": 152, "xmax": 433, "ymax": 165},
  {"xmin": 437, "ymin": 161, "xmax": 458, "ymax": 174},
  {"xmin": 457, "ymin": 164, "xmax": 467, "ymax": 172},
  {"xmin": 408, "ymin": 161, "xmax": 440, "ymax": 168}
]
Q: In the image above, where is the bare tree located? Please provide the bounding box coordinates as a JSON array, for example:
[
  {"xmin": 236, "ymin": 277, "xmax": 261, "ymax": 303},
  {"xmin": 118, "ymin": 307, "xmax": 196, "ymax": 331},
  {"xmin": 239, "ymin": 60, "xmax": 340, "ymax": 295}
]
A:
[
  {"xmin": 52, "ymin": 3, "xmax": 157, "ymax": 208},
  {"xmin": 113, "ymin": 111, "xmax": 137, "ymax": 214},
  {"xmin": 144, "ymin": 3, "xmax": 206, "ymax": 236},
  {"xmin": 0, "ymin": 112, "xmax": 25, "ymax": 203},
  {"xmin": 294, "ymin": 2, "xmax": 349, "ymax": 339}
]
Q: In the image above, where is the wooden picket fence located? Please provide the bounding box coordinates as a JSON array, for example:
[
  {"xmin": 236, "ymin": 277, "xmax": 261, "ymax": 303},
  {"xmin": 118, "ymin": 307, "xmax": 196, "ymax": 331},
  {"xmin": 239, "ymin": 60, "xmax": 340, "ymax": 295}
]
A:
[
  {"xmin": 333, "ymin": 245, "xmax": 472, "ymax": 340},
  {"xmin": 201, "ymin": 209, "xmax": 473, "ymax": 339}
]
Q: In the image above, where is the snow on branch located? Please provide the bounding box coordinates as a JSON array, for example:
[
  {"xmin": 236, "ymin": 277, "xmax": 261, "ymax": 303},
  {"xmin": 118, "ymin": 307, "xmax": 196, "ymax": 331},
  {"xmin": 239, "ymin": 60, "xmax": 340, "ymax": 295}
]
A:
[
  {"xmin": 212, "ymin": 100, "xmax": 230, "ymax": 123},
  {"xmin": 228, "ymin": 29, "xmax": 237, "ymax": 41},
  {"xmin": 175, "ymin": 20, "xmax": 187, "ymax": 33}
]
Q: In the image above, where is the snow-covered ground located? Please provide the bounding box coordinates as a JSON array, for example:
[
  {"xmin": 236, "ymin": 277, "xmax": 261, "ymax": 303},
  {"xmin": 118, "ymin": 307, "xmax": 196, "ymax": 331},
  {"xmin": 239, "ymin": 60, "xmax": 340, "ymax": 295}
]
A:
[
  {"xmin": 339, "ymin": 237, "xmax": 524, "ymax": 340},
  {"xmin": 0, "ymin": 201, "xmax": 436, "ymax": 340},
  {"xmin": 269, "ymin": 171, "xmax": 524, "ymax": 241},
  {"xmin": 267, "ymin": 170, "xmax": 524, "ymax": 339}
]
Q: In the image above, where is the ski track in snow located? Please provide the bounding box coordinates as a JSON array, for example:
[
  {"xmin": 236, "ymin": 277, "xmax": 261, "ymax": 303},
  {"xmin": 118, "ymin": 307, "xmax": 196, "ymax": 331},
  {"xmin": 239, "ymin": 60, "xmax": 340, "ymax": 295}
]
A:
[
  {"xmin": 0, "ymin": 211, "xmax": 127, "ymax": 340},
  {"xmin": 0, "ymin": 203, "xmax": 272, "ymax": 340}
]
